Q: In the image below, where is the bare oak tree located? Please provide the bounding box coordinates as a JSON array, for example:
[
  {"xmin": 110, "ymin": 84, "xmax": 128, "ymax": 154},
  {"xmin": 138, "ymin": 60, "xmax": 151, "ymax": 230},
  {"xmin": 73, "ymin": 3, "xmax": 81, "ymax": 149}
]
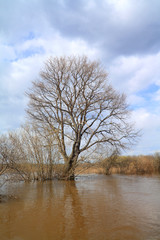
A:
[{"xmin": 26, "ymin": 56, "xmax": 138, "ymax": 179}]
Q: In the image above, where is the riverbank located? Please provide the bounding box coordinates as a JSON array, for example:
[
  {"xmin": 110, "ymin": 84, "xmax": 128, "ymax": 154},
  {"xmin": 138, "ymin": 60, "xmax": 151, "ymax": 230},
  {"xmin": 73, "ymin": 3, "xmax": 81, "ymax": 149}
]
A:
[
  {"xmin": 0, "ymin": 154, "xmax": 160, "ymax": 185},
  {"xmin": 75, "ymin": 154, "xmax": 160, "ymax": 175}
]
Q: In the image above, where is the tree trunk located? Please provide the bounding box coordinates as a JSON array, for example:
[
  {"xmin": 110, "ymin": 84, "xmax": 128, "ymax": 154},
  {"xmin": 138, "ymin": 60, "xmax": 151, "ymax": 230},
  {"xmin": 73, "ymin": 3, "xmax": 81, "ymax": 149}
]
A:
[{"xmin": 63, "ymin": 155, "xmax": 78, "ymax": 180}]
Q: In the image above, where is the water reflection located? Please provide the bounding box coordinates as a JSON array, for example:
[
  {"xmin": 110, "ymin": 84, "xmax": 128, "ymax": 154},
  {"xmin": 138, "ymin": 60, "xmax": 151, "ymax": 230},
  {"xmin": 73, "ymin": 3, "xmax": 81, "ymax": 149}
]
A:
[{"xmin": 0, "ymin": 175, "xmax": 160, "ymax": 240}]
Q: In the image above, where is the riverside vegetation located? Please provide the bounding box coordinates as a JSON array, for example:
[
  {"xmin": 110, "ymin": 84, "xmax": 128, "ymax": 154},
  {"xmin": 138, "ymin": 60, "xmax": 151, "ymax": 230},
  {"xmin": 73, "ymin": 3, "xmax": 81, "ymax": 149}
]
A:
[
  {"xmin": 1, "ymin": 55, "xmax": 154, "ymax": 190},
  {"xmin": 0, "ymin": 125, "xmax": 160, "ymax": 184},
  {"xmin": 0, "ymin": 122, "xmax": 159, "ymax": 201}
]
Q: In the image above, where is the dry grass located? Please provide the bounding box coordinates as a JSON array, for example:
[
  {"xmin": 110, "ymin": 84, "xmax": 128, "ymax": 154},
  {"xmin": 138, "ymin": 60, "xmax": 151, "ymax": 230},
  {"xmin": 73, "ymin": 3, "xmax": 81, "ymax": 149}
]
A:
[
  {"xmin": 75, "ymin": 165, "xmax": 105, "ymax": 175},
  {"xmin": 75, "ymin": 154, "xmax": 160, "ymax": 176},
  {"xmin": 102, "ymin": 154, "xmax": 160, "ymax": 175}
]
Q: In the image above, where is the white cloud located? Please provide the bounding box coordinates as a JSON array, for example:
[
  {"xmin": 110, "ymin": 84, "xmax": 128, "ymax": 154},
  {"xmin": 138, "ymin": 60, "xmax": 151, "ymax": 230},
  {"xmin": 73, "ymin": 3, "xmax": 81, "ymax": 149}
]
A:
[
  {"xmin": 0, "ymin": 44, "xmax": 16, "ymax": 60},
  {"xmin": 132, "ymin": 108, "xmax": 154, "ymax": 130},
  {"xmin": 128, "ymin": 108, "xmax": 160, "ymax": 154},
  {"xmin": 109, "ymin": 52, "xmax": 160, "ymax": 95},
  {"xmin": 127, "ymin": 94, "xmax": 146, "ymax": 106},
  {"xmin": 108, "ymin": 0, "xmax": 134, "ymax": 21}
]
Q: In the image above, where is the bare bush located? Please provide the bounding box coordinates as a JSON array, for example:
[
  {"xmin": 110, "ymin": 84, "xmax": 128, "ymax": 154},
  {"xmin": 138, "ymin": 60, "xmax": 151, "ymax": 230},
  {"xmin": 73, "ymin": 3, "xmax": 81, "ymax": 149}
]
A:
[
  {"xmin": 0, "ymin": 124, "xmax": 59, "ymax": 182},
  {"xmin": 21, "ymin": 124, "xmax": 59, "ymax": 180}
]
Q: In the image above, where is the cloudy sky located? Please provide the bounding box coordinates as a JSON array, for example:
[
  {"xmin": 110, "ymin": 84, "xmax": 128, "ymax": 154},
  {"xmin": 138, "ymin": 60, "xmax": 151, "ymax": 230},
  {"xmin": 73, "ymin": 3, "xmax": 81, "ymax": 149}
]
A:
[{"xmin": 0, "ymin": 0, "xmax": 160, "ymax": 155}]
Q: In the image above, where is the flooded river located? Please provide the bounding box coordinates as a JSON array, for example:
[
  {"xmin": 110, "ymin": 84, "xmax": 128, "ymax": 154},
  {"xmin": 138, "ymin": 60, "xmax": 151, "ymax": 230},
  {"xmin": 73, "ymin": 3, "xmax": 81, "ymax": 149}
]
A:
[{"xmin": 0, "ymin": 174, "xmax": 160, "ymax": 240}]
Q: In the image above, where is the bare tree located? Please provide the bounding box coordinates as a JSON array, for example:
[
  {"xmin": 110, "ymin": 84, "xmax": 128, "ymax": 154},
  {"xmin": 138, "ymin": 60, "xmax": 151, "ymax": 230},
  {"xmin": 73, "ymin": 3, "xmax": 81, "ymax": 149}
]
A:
[{"xmin": 26, "ymin": 56, "xmax": 139, "ymax": 179}]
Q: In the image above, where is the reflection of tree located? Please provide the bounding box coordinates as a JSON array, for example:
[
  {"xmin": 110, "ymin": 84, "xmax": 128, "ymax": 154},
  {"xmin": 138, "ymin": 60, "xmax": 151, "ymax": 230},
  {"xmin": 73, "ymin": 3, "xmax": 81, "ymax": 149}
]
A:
[
  {"xmin": 60, "ymin": 181, "xmax": 88, "ymax": 240},
  {"xmin": 0, "ymin": 180, "xmax": 89, "ymax": 239}
]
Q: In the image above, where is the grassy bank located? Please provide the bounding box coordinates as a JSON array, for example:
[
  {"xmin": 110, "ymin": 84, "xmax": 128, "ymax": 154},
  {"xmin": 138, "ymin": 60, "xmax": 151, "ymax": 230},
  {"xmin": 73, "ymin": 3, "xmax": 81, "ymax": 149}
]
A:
[
  {"xmin": 75, "ymin": 154, "xmax": 160, "ymax": 175},
  {"xmin": 109, "ymin": 154, "xmax": 160, "ymax": 175}
]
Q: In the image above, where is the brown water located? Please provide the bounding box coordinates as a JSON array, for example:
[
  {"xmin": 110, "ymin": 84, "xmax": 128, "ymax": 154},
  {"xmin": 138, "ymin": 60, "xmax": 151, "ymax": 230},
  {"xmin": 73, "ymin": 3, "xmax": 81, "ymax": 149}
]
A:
[{"xmin": 0, "ymin": 174, "xmax": 160, "ymax": 240}]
